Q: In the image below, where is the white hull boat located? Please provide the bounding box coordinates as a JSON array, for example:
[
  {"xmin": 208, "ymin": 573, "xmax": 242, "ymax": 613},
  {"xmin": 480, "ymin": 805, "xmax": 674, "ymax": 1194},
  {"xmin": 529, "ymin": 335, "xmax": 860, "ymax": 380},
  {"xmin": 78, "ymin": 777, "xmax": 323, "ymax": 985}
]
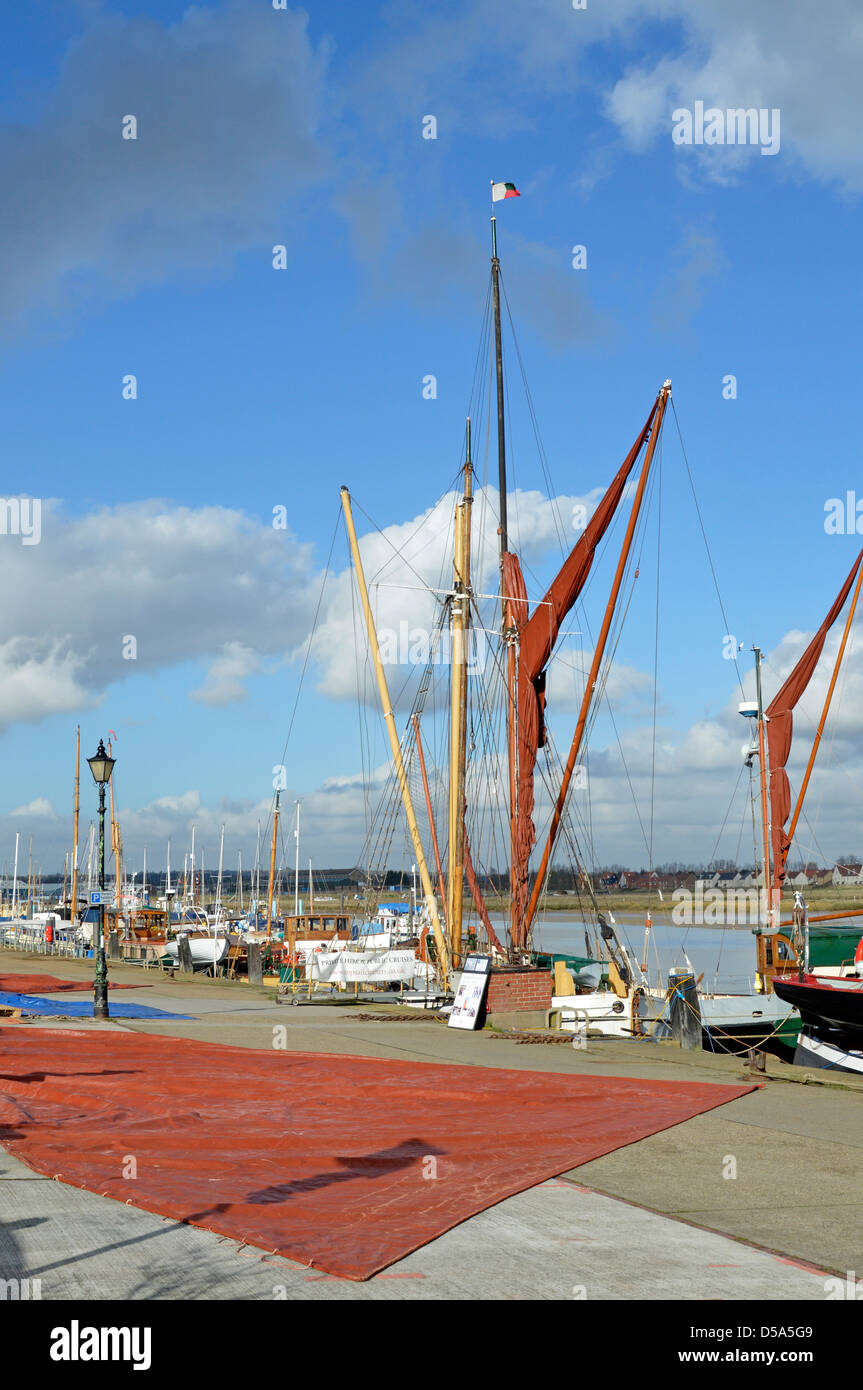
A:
[{"xmin": 165, "ymin": 935, "xmax": 229, "ymax": 968}]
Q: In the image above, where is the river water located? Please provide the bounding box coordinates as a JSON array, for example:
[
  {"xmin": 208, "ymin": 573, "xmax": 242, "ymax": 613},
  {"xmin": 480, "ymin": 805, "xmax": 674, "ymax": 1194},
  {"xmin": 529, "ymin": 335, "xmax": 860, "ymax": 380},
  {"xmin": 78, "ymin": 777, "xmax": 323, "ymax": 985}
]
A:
[{"xmin": 490, "ymin": 913, "xmax": 758, "ymax": 993}]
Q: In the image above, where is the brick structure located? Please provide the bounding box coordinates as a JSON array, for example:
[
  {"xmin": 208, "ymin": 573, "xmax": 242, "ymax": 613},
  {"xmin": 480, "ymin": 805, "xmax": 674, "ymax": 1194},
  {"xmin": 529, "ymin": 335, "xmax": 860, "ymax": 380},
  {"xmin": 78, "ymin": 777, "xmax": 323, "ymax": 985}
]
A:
[{"xmin": 485, "ymin": 966, "xmax": 552, "ymax": 1016}]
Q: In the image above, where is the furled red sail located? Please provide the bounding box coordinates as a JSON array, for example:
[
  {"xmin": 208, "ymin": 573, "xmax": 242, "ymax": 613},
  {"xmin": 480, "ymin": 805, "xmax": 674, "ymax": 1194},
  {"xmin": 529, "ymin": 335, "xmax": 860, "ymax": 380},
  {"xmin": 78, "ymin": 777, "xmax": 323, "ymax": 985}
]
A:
[
  {"xmin": 766, "ymin": 547, "xmax": 863, "ymax": 892},
  {"xmin": 504, "ymin": 400, "xmax": 659, "ymax": 941}
]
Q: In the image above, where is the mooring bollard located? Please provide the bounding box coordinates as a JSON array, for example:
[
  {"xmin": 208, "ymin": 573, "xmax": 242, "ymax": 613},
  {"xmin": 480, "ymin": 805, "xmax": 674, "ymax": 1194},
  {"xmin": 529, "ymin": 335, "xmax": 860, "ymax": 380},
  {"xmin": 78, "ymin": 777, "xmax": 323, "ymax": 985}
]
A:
[
  {"xmin": 177, "ymin": 935, "xmax": 194, "ymax": 974},
  {"xmin": 247, "ymin": 942, "xmax": 263, "ymax": 987},
  {"xmin": 669, "ymin": 971, "xmax": 702, "ymax": 1050}
]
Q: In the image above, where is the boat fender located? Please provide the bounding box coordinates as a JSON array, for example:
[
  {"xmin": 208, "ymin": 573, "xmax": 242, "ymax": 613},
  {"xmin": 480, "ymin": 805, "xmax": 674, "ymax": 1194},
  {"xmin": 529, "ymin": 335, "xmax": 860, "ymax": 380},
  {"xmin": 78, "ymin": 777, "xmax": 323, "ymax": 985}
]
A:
[{"xmin": 855, "ymin": 936, "xmax": 863, "ymax": 977}]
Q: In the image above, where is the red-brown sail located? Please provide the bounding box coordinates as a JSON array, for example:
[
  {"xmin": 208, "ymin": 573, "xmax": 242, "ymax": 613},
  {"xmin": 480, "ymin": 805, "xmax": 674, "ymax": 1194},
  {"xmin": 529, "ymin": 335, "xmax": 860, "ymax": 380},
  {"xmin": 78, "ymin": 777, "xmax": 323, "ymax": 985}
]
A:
[
  {"xmin": 766, "ymin": 547, "xmax": 863, "ymax": 892},
  {"xmin": 503, "ymin": 399, "xmax": 659, "ymax": 942}
]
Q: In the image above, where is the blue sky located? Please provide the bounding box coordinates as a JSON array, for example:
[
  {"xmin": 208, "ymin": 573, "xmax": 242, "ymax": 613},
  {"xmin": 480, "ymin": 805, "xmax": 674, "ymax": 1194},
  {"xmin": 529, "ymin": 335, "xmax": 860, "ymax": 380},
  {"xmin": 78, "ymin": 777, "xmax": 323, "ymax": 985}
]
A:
[{"xmin": 3, "ymin": 0, "xmax": 863, "ymax": 881}]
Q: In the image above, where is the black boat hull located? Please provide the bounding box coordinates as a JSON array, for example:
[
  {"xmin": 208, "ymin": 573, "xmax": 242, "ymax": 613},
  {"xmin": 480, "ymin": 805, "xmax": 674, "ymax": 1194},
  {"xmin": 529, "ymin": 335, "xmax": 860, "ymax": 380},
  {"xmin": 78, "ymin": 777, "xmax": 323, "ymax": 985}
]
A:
[{"xmin": 773, "ymin": 975, "xmax": 863, "ymax": 1037}]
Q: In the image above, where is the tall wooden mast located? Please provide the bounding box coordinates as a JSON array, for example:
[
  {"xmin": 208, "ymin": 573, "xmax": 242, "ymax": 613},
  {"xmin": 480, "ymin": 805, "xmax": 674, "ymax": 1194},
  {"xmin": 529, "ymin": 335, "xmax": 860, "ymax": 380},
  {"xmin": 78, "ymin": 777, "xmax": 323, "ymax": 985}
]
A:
[
  {"xmin": 341, "ymin": 486, "xmax": 451, "ymax": 985},
  {"xmin": 108, "ymin": 739, "xmax": 120, "ymax": 902},
  {"xmin": 491, "ymin": 210, "xmax": 520, "ymax": 944},
  {"xmin": 412, "ymin": 714, "xmax": 447, "ymax": 913},
  {"xmin": 71, "ymin": 724, "xmax": 80, "ymax": 924},
  {"xmin": 447, "ymin": 422, "xmax": 473, "ymax": 965},
  {"xmin": 266, "ymin": 792, "xmax": 280, "ymax": 939},
  {"xmin": 753, "ymin": 647, "xmax": 773, "ymax": 926}
]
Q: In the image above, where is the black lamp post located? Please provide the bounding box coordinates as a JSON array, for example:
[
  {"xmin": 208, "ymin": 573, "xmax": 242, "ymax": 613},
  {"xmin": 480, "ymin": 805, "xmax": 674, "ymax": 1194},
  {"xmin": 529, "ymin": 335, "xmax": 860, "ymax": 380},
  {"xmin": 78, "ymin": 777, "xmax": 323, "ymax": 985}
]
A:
[{"xmin": 87, "ymin": 739, "xmax": 115, "ymax": 1019}]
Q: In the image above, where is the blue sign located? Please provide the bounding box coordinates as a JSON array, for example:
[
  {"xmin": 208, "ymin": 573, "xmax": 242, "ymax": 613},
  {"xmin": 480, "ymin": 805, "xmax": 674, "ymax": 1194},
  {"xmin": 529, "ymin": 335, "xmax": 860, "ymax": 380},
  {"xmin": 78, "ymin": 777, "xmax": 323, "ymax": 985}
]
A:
[{"xmin": 89, "ymin": 892, "xmax": 106, "ymax": 905}]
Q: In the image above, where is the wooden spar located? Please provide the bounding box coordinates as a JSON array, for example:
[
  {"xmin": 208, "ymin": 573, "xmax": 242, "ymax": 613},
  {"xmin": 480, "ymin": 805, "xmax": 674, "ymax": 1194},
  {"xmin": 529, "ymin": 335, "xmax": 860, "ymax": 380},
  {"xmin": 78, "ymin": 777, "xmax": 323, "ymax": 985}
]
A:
[
  {"xmin": 71, "ymin": 725, "xmax": 80, "ymax": 925},
  {"xmin": 753, "ymin": 647, "xmax": 773, "ymax": 925},
  {"xmin": 447, "ymin": 433, "xmax": 472, "ymax": 965},
  {"xmin": 266, "ymin": 791, "xmax": 280, "ymax": 939},
  {"xmin": 781, "ymin": 907, "xmax": 863, "ymax": 926},
  {"xmin": 523, "ymin": 382, "xmax": 671, "ymax": 936},
  {"xmin": 108, "ymin": 740, "xmax": 120, "ymax": 902},
  {"xmin": 786, "ymin": 558, "xmax": 863, "ymax": 852},
  {"xmin": 412, "ymin": 714, "xmax": 447, "ymax": 916},
  {"xmin": 340, "ymin": 486, "xmax": 451, "ymax": 985}
]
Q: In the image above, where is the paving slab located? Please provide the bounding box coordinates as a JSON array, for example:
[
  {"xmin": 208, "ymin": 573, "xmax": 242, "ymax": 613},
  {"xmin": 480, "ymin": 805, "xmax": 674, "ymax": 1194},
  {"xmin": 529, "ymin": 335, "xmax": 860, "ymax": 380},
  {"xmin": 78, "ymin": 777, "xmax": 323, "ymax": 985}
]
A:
[{"xmin": 0, "ymin": 1146, "xmax": 833, "ymax": 1301}]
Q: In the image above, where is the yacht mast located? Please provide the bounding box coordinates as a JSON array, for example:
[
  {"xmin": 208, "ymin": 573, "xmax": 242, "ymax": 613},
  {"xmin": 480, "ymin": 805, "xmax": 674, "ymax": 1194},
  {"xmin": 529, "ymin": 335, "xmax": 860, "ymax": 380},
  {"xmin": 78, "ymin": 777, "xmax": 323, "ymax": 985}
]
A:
[
  {"xmin": 266, "ymin": 793, "xmax": 280, "ymax": 938},
  {"xmin": 71, "ymin": 725, "xmax": 80, "ymax": 924},
  {"xmin": 753, "ymin": 647, "xmax": 773, "ymax": 927}
]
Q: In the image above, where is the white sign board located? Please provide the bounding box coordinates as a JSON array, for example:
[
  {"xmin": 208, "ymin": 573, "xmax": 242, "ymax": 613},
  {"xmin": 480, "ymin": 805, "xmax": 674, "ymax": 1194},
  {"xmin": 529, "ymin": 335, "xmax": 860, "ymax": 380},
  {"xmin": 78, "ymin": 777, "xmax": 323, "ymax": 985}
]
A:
[
  {"xmin": 448, "ymin": 954, "xmax": 491, "ymax": 1029},
  {"xmin": 308, "ymin": 949, "xmax": 429, "ymax": 984}
]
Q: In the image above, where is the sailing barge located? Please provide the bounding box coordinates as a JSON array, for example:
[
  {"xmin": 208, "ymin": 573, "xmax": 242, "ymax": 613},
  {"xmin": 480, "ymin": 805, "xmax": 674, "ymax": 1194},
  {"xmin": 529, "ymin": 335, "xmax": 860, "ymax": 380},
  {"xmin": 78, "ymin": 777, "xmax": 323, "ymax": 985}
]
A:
[{"xmin": 340, "ymin": 194, "xmax": 676, "ymax": 1013}]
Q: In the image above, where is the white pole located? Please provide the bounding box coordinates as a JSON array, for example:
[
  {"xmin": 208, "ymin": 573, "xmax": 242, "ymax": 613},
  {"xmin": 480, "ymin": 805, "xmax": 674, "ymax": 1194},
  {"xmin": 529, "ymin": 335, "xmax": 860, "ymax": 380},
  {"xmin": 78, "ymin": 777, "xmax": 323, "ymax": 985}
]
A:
[
  {"xmin": 238, "ymin": 850, "xmax": 243, "ymax": 912},
  {"xmin": 166, "ymin": 838, "xmax": 171, "ymax": 895},
  {"xmin": 12, "ymin": 832, "xmax": 19, "ymax": 921},
  {"xmin": 143, "ymin": 846, "xmax": 147, "ymax": 900},
  {"xmin": 87, "ymin": 824, "xmax": 94, "ymax": 894},
  {"xmin": 190, "ymin": 826, "xmax": 196, "ymax": 908},
  {"xmin": 216, "ymin": 823, "xmax": 225, "ymax": 922},
  {"xmin": 294, "ymin": 801, "xmax": 300, "ymax": 915},
  {"xmin": 255, "ymin": 819, "xmax": 261, "ymax": 912}
]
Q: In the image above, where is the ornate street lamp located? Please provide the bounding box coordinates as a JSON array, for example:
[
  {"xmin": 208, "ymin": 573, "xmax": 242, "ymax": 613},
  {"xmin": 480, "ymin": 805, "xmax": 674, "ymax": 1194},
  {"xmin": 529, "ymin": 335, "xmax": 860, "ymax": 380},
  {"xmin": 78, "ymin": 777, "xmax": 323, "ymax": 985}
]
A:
[{"xmin": 87, "ymin": 739, "xmax": 115, "ymax": 1019}]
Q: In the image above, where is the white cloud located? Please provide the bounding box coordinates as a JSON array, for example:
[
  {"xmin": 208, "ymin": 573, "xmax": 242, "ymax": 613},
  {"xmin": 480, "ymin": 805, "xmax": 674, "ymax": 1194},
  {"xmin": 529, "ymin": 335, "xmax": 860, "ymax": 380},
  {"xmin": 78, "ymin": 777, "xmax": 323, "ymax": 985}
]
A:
[
  {"xmin": 191, "ymin": 642, "xmax": 262, "ymax": 707},
  {"xmin": 0, "ymin": 638, "xmax": 96, "ymax": 728},
  {"xmin": 9, "ymin": 798, "xmax": 57, "ymax": 819},
  {"xmin": 0, "ymin": 500, "xmax": 316, "ymax": 729}
]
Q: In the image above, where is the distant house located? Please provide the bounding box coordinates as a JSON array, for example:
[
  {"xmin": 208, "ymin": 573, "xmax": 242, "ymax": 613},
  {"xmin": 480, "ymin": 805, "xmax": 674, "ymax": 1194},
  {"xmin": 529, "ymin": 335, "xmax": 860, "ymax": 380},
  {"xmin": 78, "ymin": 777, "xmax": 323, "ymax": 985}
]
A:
[{"xmin": 832, "ymin": 864, "xmax": 863, "ymax": 886}]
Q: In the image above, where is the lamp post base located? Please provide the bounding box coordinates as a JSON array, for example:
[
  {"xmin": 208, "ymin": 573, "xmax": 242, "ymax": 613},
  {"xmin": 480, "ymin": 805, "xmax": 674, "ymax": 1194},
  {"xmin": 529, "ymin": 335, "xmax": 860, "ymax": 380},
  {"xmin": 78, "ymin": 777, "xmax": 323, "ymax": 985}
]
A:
[{"xmin": 94, "ymin": 950, "xmax": 110, "ymax": 1019}]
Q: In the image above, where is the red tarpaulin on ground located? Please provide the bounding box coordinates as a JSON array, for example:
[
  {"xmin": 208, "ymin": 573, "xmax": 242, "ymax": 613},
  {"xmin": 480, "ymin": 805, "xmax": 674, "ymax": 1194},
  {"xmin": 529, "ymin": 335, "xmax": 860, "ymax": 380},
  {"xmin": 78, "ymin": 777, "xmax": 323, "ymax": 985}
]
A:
[
  {"xmin": 0, "ymin": 1029, "xmax": 755, "ymax": 1281},
  {"xmin": 0, "ymin": 975, "xmax": 147, "ymax": 994}
]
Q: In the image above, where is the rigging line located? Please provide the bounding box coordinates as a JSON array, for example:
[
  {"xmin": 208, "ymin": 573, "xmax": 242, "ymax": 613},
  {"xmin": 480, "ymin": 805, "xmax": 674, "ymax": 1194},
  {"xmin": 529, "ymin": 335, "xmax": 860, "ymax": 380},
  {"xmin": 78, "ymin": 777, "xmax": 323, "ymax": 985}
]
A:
[
  {"xmin": 350, "ymin": 486, "xmax": 461, "ymax": 596},
  {"xmin": 534, "ymin": 489, "xmax": 658, "ymax": 880},
  {"xmin": 732, "ymin": 777, "xmax": 750, "ymax": 868},
  {"xmin": 276, "ymin": 507, "xmax": 341, "ymax": 774},
  {"xmin": 500, "ymin": 274, "xmax": 568, "ymax": 559},
  {"xmin": 670, "ymin": 397, "xmax": 745, "ymax": 699},
  {"xmin": 806, "ymin": 616, "xmax": 860, "ymax": 847},
  {"xmin": 705, "ymin": 761, "xmax": 748, "ymax": 868}
]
